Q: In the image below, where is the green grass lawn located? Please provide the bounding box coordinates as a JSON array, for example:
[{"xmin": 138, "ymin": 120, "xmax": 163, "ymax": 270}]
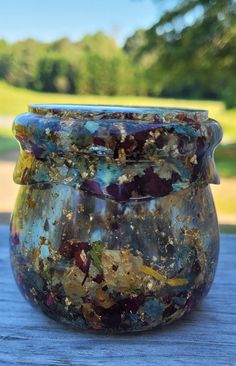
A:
[
  {"xmin": 215, "ymin": 144, "xmax": 236, "ymax": 178},
  {"xmin": 0, "ymin": 127, "xmax": 18, "ymax": 153},
  {"xmin": 0, "ymin": 80, "xmax": 236, "ymax": 141}
]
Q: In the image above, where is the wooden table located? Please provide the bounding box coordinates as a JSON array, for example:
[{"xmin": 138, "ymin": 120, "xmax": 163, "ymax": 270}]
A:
[{"xmin": 0, "ymin": 225, "xmax": 235, "ymax": 366}]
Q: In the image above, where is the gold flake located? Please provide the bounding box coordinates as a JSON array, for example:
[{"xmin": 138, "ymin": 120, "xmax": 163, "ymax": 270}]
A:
[
  {"xmin": 82, "ymin": 303, "xmax": 102, "ymax": 330},
  {"xmin": 190, "ymin": 154, "xmax": 198, "ymax": 165},
  {"xmin": 81, "ymin": 171, "xmax": 88, "ymax": 178},
  {"xmin": 30, "ymin": 287, "xmax": 37, "ymax": 296},
  {"xmin": 118, "ymin": 174, "xmax": 129, "ymax": 184},
  {"xmin": 39, "ymin": 236, "xmax": 46, "ymax": 245},
  {"xmin": 65, "ymin": 297, "xmax": 72, "ymax": 306},
  {"xmin": 64, "ymin": 176, "xmax": 74, "ymax": 183},
  {"xmin": 118, "ymin": 148, "xmax": 126, "ymax": 164},
  {"xmin": 95, "ymin": 288, "xmax": 115, "ymax": 309},
  {"xmin": 186, "ymin": 216, "xmax": 191, "ymax": 224},
  {"xmin": 31, "ymin": 247, "xmax": 40, "ymax": 264},
  {"xmin": 149, "ymin": 130, "xmax": 160, "ymax": 139},
  {"xmin": 177, "ymin": 215, "xmax": 183, "ymax": 223},
  {"xmin": 80, "ymin": 250, "xmax": 87, "ymax": 263}
]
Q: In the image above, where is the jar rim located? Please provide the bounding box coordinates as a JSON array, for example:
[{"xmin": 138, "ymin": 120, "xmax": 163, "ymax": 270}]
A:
[
  {"xmin": 28, "ymin": 104, "xmax": 208, "ymax": 123},
  {"xmin": 13, "ymin": 104, "xmax": 222, "ymax": 200}
]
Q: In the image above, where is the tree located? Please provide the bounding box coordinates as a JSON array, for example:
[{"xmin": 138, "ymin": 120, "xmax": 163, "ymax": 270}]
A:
[
  {"xmin": 75, "ymin": 33, "xmax": 147, "ymax": 96},
  {"xmin": 0, "ymin": 32, "xmax": 147, "ymax": 97},
  {"xmin": 0, "ymin": 40, "xmax": 10, "ymax": 79},
  {"xmin": 36, "ymin": 53, "xmax": 77, "ymax": 93},
  {"xmin": 125, "ymin": 0, "xmax": 236, "ymax": 106},
  {"xmin": 5, "ymin": 39, "xmax": 45, "ymax": 88}
]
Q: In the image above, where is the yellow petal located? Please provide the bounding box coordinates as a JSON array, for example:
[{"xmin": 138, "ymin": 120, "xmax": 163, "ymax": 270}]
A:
[
  {"xmin": 166, "ymin": 278, "xmax": 188, "ymax": 286},
  {"xmin": 140, "ymin": 265, "xmax": 166, "ymax": 281},
  {"xmin": 141, "ymin": 264, "xmax": 188, "ymax": 286}
]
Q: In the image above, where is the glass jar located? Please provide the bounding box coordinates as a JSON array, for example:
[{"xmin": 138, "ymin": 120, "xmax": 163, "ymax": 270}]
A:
[{"xmin": 10, "ymin": 104, "xmax": 222, "ymax": 332}]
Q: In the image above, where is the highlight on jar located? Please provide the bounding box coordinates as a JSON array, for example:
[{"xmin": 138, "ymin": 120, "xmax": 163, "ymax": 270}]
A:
[{"xmin": 10, "ymin": 104, "xmax": 223, "ymax": 333}]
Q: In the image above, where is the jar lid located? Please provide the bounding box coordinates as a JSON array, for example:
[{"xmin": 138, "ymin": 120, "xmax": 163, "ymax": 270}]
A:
[
  {"xmin": 28, "ymin": 104, "xmax": 209, "ymax": 123},
  {"xmin": 13, "ymin": 104, "xmax": 222, "ymax": 201}
]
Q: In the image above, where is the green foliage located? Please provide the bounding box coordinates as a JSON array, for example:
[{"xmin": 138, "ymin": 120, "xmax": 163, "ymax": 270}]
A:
[
  {"xmin": 35, "ymin": 53, "xmax": 77, "ymax": 93},
  {"xmin": 0, "ymin": 40, "xmax": 10, "ymax": 79},
  {"xmin": 0, "ymin": 0, "xmax": 235, "ymax": 106},
  {"xmin": 90, "ymin": 241, "xmax": 105, "ymax": 271},
  {"xmin": 0, "ymin": 33, "xmax": 147, "ymax": 96},
  {"xmin": 74, "ymin": 33, "xmax": 148, "ymax": 96},
  {"xmin": 5, "ymin": 39, "xmax": 45, "ymax": 88},
  {"xmin": 124, "ymin": 0, "xmax": 236, "ymax": 107}
]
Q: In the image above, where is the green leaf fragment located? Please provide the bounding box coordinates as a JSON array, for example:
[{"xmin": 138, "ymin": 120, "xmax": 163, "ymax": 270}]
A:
[{"xmin": 90, "ymin": 240, "xmax": 105, "ymax": 272}]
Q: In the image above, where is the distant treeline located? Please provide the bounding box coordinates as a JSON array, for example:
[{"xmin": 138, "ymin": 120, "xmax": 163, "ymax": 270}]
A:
[
  {"xmin": 0, "ymin": 0, "xmax": 235, "ymax": 107},
  {"xmin": 0, "ymin": 33, "xmax": 147, "ymax": 96}
]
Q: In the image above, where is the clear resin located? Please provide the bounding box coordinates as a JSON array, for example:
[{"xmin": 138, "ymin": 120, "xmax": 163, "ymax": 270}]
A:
[{"xmin": 10, "ymin": 105, "xmax": 222, "ymax": 332}]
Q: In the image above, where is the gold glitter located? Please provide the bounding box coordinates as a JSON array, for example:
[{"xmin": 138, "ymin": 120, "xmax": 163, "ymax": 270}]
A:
[
  {"xmin": 190, "ymin": 154, "xmax": 198, "ymax": 165},
  {"xmin": 118, "ymin": 148, "xmax": 126, "ymax": 164}
]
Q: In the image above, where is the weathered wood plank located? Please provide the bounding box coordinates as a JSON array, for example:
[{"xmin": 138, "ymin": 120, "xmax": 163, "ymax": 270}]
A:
[{"xmin": 0, "ymin": 225, "xmax": 236, "ymax": 366}]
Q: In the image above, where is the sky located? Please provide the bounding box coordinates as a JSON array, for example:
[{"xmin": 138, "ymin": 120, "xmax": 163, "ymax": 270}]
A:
[{"xmin": 0, "ymin": 0, "xmax": 175, "ymax": 46}]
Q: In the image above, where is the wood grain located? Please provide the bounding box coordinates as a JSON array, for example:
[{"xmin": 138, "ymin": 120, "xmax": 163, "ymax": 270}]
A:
[{"xmin": 0, "ymin": 225, "xmax": 236, "ymax": 366}]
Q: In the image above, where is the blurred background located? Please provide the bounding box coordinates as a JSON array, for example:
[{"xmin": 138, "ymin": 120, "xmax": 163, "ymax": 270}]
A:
[{"xmin": 0, "ymin": 0, "xmax": 235, "ymax": 231}]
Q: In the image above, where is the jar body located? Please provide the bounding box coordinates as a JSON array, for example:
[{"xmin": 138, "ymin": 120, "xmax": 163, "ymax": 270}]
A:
[{"xmin": 10, "ymin": 183, "xmax": 219, "ymax": 332}]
